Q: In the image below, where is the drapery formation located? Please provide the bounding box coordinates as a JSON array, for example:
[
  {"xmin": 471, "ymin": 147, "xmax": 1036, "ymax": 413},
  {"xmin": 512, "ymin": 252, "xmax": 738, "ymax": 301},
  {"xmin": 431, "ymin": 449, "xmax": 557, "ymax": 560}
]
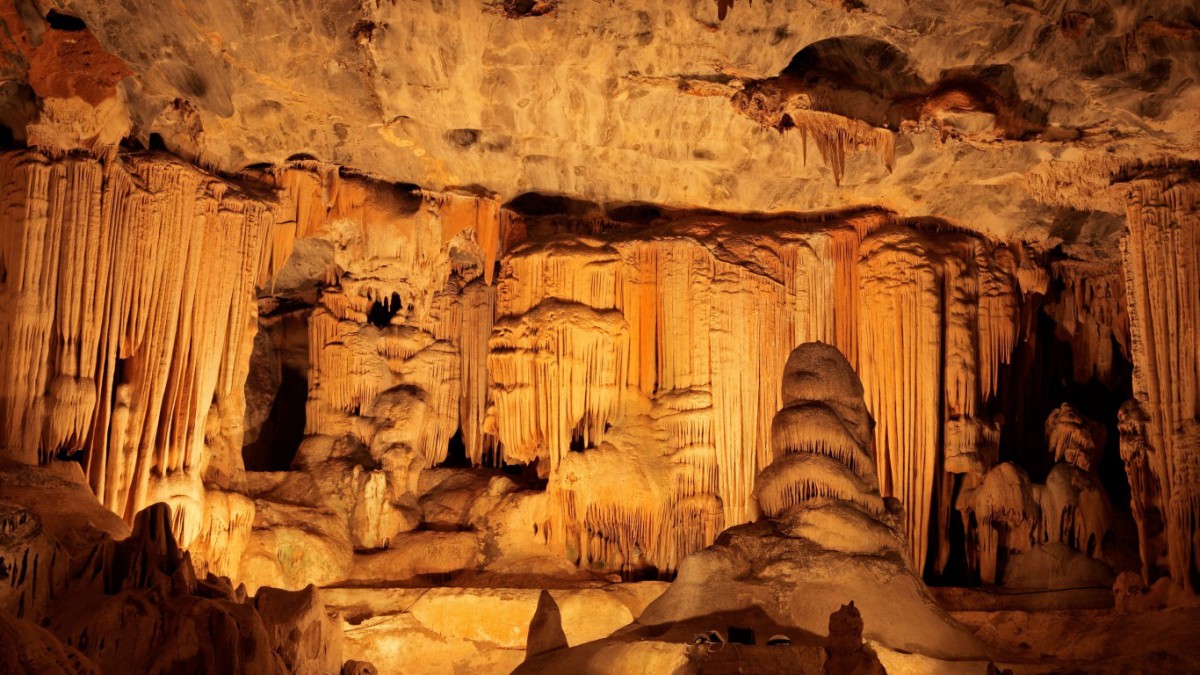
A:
[
  {"xmin": 1, "ymin": 149, "xmax": 1037, "ymax": 577},
  {"xmin": 1121, "ymin": 172, "xmax": 1200, "ymax": 590},
  {"xmin": 0, "ymin": 152, "xmax": 510, "ymax": 576},
  {"xmin": 490, "ymin": 215, "xmax": 1023, "ymax": 572},
  {"xmin": 0, "ymin": 151, "xmax": 270, "ymax": 575}
]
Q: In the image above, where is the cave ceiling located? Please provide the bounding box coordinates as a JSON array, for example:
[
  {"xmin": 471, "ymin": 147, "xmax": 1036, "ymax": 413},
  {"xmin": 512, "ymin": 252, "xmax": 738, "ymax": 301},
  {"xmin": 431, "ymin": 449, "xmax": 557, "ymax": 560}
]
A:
[{"xmin": 17, "ymin": 0, "xmax": 1200, "ymax": 256}]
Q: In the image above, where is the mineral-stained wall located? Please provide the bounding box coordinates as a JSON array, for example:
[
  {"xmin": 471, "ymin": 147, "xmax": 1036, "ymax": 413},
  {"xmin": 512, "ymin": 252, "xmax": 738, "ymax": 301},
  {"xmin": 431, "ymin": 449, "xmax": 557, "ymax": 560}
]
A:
[{"xmin": 1121, "ymin": 171, "xmax": 1200, "ymax": 589}]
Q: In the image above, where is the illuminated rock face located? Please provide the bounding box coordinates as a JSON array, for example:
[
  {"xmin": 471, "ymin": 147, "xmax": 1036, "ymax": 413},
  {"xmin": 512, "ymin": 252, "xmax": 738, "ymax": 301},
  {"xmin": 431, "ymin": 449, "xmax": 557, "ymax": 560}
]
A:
[
  {"xmin": 484, "ymin": 214, "xmax": 1028, "ymax": 575},
  {"xmin": 0, "ymin": 147, "xmax": 1173, "ymax": 589},
  {"xmin": 0, "ymin": 146, "xmax": 1035, "ymax": 584},
  {"xmin": 1, "ymin": 2, "xmax": 1199, "ymax": 671},
  {"xmin": 0, "ymin": 152, "xmax": 269, "ymax": 579},
  {"xmin": 9, "ymin": 0, "xmax": 1195, "ymax": 249}
]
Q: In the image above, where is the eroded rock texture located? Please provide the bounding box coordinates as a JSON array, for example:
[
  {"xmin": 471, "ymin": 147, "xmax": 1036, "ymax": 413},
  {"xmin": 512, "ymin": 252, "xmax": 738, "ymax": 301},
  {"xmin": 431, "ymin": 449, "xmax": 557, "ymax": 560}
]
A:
[{"xmin": 0, "ymin": 0, "xmax": 1189, "ymax": 248}]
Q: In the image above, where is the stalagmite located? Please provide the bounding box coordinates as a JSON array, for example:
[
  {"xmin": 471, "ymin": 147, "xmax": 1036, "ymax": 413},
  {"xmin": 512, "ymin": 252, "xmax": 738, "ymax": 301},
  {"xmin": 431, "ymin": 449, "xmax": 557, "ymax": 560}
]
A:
[
  {"xmin": 957, "ymin": 403, "xmax": 1117, "ymax": 585},
  {"xmin": 546, "ymin": 342, "xmax": 990, "ymax": 670},
  {"xmin": 969, "ymin": 462, "xmax": 1038, "ymax": 585},
  {"xmin": 1046, "ymin": 403, "xmax": 1106, "ymax": 474},
  {"xmin": 1119, "ymin": 399, "xmax": 1163, "ymax": 584},
  {"xmin": 1036, "ymin": 462, "xmax": 1112, "ymax": 559},
  {"xmin": 487, "ymin": 211, "xmax": 1025, "ymax": 574},
  {"xmin": 755, "ymin": 343, "xmax": 886, "ymax": 522}
]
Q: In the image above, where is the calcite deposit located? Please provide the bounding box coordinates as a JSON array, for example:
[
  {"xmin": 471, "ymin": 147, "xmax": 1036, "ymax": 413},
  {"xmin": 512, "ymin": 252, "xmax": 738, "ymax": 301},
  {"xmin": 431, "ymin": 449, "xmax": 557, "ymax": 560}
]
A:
[{"xmin": 1, "ymin": 0, "xmax": 1199, "ymax": 673}]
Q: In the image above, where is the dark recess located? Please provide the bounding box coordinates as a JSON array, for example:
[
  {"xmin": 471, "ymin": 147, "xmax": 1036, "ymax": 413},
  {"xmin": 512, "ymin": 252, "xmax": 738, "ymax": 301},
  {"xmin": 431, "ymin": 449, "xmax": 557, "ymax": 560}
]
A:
[
  {"xmin": 367, "ymin": 292, "xmax": 403, "ymax": 327},
  {"xmin": 45, "ymin": 10, "xmax": 87, "ymax": 31}
]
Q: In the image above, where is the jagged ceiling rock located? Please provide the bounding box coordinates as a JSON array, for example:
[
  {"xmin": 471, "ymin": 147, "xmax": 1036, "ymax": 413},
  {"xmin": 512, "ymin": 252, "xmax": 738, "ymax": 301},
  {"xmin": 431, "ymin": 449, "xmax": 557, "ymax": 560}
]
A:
[{"xmin": 8, "ymin": 0, "xmax": 1193, "ymax": 252}]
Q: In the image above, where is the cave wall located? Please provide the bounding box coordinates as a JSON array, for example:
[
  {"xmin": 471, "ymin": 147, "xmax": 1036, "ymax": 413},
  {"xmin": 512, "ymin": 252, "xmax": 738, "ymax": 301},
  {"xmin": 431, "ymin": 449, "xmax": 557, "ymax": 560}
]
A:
[{"xmin": 1, "ymin": 147, "xmax": 1189, "ymax": 590}]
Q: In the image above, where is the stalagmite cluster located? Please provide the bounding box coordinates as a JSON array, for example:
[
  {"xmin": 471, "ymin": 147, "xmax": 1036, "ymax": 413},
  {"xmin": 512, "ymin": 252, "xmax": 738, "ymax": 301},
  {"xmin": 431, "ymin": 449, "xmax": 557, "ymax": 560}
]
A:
[{"xmin": 956, "ymin": 404, "xmax": 1114, "ymax": 585}]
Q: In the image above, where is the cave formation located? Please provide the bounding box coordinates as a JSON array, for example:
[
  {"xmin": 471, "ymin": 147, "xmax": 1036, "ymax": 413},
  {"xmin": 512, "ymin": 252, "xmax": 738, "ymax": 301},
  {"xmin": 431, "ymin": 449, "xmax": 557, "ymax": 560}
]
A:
[{"xmin": 0, "ymin": 1, "xmax": 1198, "ymax": 673}]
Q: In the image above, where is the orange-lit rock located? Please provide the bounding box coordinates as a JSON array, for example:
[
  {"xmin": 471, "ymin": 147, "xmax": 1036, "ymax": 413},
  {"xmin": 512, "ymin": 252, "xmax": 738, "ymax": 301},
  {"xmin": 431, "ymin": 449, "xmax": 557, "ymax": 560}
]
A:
[{"xmin": 2, "ymin": 2, "xmax": 1199, "ymax": 672}]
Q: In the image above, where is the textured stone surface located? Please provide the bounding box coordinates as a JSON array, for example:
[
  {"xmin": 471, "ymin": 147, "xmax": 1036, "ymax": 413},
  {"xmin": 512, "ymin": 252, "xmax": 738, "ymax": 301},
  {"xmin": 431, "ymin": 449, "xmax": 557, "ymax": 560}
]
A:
[{"xmin": 10, "ymin": 0, "xmax": 1196, "ymax": 251}]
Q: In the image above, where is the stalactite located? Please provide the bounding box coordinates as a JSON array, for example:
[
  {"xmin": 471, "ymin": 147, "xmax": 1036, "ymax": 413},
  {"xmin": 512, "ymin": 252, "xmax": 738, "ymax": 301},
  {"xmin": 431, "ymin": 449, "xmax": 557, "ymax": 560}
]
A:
[
  {"xmin": 0, "ymin": 147, "xmax": 1051, "ymax": 585},
  {"xmin": 291, "ymin": 180, "xmax": 509, "ymax": 476},
  {"xmin": 460, "ymin": 280, "xmax": 497, "ymax": 464},
  {"xmin": 491, "ymin": 213, "xmax": 1027, "ymax": 574},
  {"xmin": 977, "ymin": 244, "xmax": 1020, "ymax": 399},
  {"xmin": 857, "ymin": 228, "xmax": 1022, "ymax": 573},
  {"xmin": 0, "ymin": 152, "xmax": 266, "ymax": 490},
  {"xmin": 0, "ymin": 151, "xmax": 277, "ymax": 576},
  {"xmin": 1120, "ymin": 173, "xmax": 1200, "ymax": 590},
  {"xmin": 1048, "ymin": 260, "xmax": 1129, "ymax": 386},
  {"xmin": 1046, "ymin": 403, "xmax": 1106, "ymax": 473},
  {"xmin": 489, "ymin": 300, "xmax": 629, "ymax": 470},
  {"xmin": 785, "ymin": 110, "xmax": 896, "ymax": 186}
]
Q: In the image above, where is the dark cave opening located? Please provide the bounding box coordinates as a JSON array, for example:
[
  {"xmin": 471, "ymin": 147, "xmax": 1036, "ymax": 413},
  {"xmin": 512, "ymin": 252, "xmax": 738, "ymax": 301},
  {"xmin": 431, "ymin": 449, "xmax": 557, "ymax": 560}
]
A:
[
  {"xmin": 926, "ymin": 273, "xmax": 1137, "ymax": 587},
  {"xmin": 242, "ymin": 364, "xmax": 307, "ymax": 472},
  {"xmin": 45, "ymin": 10, "xmax": 87, "ymax": 32},
  {"xmin": 440, "ymin": 428, "xmax": 471, "ymax": 468},
  {"xmin": 242, "ymin": 310, "xmax": 310, "ymax": 472},
  {"xmin": 367, "ymin": 292, "xmax": 403, "ymax": 327}
]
